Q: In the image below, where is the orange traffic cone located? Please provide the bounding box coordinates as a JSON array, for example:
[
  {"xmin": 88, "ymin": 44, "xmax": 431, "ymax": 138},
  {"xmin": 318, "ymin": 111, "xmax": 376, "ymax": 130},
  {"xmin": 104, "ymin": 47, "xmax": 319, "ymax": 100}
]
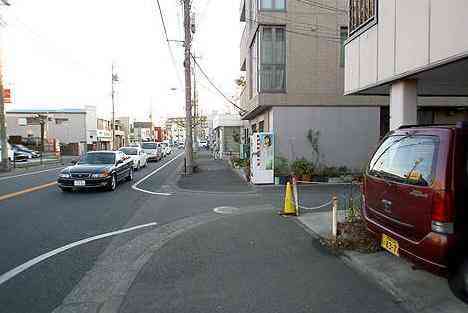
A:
[{"xmin": 279, "ymin": 182, "xmax": 296, "ymax": 216}]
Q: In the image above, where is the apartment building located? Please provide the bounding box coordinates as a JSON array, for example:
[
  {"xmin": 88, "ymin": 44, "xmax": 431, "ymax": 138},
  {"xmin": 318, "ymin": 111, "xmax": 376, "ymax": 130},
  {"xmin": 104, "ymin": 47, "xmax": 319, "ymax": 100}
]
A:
[
  {"xmin": 344, "ymin": 0, "xmax": 468, "ymax": 130},
  {"xmin": 165, "ymin": 117, "xmax": 186, "ymax": 144},
  {"xmin": 239, "ymin": 0, "xmax": 385, "ymax": 170}
]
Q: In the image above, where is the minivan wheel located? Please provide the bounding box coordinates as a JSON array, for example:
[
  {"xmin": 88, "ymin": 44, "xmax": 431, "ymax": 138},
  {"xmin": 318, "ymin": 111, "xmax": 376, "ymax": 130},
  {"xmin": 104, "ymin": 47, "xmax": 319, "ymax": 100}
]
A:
[{"xmin": 449, "ymin": 259, "xmax": 468, "ymax": 304}]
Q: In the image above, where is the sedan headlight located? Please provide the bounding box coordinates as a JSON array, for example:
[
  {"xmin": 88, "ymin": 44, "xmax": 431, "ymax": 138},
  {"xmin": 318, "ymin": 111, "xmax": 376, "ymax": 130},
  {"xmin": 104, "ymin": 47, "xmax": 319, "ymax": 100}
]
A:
[
  {"xmin": 59, "ymin": 173, "xmax": 71, "ymax": 178},
  {"xmin": 91, "ymin": 172, "xmax": 110, "ymax": 178}
]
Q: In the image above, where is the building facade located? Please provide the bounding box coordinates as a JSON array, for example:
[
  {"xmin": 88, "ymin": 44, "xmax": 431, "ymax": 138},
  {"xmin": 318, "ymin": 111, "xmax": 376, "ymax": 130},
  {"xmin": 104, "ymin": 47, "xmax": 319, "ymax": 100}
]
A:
[
  {"xmin": 213, "ymin": 113, "xmax": 242, "ymax": 159},
  {"xmin": 5, "ymin": 107, "xmax": 97, "ymax": 155},
  {"xmin": 344, "ymin": 0, "xmax": 468, "ymax": 130},
  {"xmin": 133, "ymin": 122, "xmax": 153, "ymax": 142},
  {"xmin": 116, "ymin": 116, "xmax": 133, "ymax": 146},
  {"xmin": 239, "ymin": 0, "xmax": 384, "ymax": 170},
  {"xmin": 165, "ymin": 117, "xmax": 186, "ymax": 144}
]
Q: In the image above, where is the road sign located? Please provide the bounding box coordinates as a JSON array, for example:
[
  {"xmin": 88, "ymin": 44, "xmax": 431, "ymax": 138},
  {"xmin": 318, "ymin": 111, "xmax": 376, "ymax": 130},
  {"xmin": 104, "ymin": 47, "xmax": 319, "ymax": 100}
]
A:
[{"xmin": 4, "ymin": 89, "xmax": 11, "ymax": 103}]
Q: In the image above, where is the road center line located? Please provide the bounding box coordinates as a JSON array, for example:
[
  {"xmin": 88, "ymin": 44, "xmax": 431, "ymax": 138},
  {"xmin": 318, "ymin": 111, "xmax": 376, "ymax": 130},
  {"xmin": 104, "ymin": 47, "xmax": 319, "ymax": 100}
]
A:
[
  {"xmin": 132, "ymin": 152, "xmax": 184, "ymax": 196},
  {"xmin": 0, "ymin": 167, "xmax": 65, "ymax": 181},
  {"xmin": 0, "ymin": 222, "xmax": 158, "ymax": 286},
  {"xmin": 0, "ymin": 181, "xmax": 57, "ymax": 202}
]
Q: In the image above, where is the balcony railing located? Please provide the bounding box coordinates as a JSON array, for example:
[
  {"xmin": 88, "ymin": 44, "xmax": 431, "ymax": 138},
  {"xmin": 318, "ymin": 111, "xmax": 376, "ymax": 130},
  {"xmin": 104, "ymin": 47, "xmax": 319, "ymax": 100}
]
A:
[{"xmin": 349, "ymin": 0, "xmax": 376, "ymax": 35}]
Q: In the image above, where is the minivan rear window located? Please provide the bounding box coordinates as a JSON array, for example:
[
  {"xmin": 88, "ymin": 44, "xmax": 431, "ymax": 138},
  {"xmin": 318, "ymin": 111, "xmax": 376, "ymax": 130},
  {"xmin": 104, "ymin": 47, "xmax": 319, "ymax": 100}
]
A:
[{"xmin": 368, "ymin": 135, "xmax": 439, "ymax": 186}]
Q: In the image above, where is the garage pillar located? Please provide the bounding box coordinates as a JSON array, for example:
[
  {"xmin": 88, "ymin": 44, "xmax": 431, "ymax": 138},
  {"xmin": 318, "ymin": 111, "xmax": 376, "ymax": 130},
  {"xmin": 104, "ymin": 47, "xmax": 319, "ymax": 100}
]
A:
[{"xmin": 389, "ymin": 80, "xmax": 418, "ymax": 130}]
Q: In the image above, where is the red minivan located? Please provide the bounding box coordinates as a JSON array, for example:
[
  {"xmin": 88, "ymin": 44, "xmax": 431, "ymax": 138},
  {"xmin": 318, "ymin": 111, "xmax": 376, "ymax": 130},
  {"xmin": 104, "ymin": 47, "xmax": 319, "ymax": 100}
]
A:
[{"xmin": 363, "ymin": 122, "xmax": 468, "ymax": 301}]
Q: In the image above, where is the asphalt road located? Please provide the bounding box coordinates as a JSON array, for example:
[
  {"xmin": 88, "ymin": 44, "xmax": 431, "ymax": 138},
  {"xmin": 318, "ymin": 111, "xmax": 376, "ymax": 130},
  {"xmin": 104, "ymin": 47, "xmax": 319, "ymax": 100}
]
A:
[
  {"xmin": 0, "ymin": 150, "xmax": 407, "ymax": 313},
  {"xmin": 0, "ymin": 151, "xmax": 187, "ymax": 313}
]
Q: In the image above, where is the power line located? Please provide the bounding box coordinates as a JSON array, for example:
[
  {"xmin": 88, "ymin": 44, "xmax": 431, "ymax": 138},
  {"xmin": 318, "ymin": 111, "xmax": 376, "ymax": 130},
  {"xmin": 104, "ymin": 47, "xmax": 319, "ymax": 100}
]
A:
[
  {"xmin": 152, "ymin": 0, "xmax": 184, "ymax": 89},
  {"xmin": 257, "ymin": 12, "xmax": 339, "ymax": 32},
  {"xmin": 244, "ymin": 18, "xmax": 342, "ymax": 42},
  {"xmin": 296, "ymin": 0, "xmax": 348, "ymax": 14},
  {"xmin": 190, "ymin": 53, "xmax": 247, "ymax": 114}
]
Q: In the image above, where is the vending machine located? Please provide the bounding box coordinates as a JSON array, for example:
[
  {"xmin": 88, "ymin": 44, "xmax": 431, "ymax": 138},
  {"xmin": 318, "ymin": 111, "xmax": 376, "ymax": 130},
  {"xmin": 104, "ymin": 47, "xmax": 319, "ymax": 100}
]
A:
[{"xmin": 250, "ymin": 132, "xmax": 274, "ymax": 184}]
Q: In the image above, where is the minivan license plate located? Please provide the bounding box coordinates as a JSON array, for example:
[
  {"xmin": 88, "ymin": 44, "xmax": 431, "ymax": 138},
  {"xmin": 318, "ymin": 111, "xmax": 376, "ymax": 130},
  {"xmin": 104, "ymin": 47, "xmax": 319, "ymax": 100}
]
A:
[
  {"xmin": 74, "ymin": 180, "xmax": 86, "ymax": 187},
  {"xmin": 381, "ymin": 234, "xmax": 399, "ymax": 256}
]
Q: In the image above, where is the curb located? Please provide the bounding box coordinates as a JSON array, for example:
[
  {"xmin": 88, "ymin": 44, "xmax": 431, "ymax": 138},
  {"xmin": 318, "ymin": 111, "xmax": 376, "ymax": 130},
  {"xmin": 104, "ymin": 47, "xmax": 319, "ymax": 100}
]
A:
[
  {"xmin": 293, "ymin": 217, "xmax": 409, "ymax": 308},
  {"xmin": 294, "ymin": 214, "xmax": 467, "ymax": 313}
]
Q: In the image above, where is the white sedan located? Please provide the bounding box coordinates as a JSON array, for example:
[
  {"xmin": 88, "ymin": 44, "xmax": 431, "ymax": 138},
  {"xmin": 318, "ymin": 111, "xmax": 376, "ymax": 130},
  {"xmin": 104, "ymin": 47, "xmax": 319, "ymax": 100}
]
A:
[{"xmin": 119, "ymin": 146, "xmax": 148, "ymax": 170}]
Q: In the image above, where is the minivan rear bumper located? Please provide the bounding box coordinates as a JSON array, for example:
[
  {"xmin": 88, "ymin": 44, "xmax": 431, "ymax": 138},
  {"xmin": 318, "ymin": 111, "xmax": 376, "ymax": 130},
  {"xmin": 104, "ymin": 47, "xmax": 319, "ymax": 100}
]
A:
[{"xmin": 363, "ymin": 205, "xmax": 455, "ymax": 275}]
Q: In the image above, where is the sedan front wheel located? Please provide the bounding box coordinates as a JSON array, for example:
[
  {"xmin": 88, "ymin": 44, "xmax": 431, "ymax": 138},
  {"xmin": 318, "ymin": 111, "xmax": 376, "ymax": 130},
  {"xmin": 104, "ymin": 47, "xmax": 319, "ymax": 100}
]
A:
[
  {"xmin": 107, "ymin": 174, "xmax": 117, "ymax": 191},
  {"xmin": 126, "ymin": 167, "xmax": 133, "ymax": 182}
]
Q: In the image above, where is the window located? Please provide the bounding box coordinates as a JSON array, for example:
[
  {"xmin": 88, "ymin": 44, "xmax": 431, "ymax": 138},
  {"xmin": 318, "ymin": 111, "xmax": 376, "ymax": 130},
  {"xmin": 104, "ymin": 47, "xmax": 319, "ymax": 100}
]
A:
[
  {"xmin": 251, "ymin": 124, "xmax": 257, "ymax": 134},
  {"xmin": 259, "ymin": 121, "xmax": 265, "ymax": 132},
  {"xmin": 18, "ymin": 118, "xmax": 27, "ymax": 126},
  {"xmin": 259, "ymin": 26, "xmax": 286, "ymax": 92},
  {"xmin": 249, "ymin": 35, "xmax": 258, "ymax": 99},
  {"xmin": 260, "ymin": 0, "xmax": 285, "ymax": 10},
  {"xmin": 55, "ymin": 118, "xmax": 69, "ymax": 125},
  {"xmin": 368, "ymin": 135, "xmax": 439, "ymax": 186},
  {"xmin": 340, "ymin": 27, "xmax": 348, "ymax": 67},
  {"xmin": 349, "ymin": 0, "xmax": 376, "ymax": 35}
]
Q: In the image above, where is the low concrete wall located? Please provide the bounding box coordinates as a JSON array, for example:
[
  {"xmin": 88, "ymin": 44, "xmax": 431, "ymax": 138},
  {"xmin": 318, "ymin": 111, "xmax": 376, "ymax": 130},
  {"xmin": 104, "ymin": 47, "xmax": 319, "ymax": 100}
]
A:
[{"xmin": 272, "ymin": 106, "xmax": 380, "ymax": 171}]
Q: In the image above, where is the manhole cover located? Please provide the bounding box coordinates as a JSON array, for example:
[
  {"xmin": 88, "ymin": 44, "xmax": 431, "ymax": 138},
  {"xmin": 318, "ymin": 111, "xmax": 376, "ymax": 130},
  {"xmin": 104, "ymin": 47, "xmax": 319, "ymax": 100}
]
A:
[{"xmin": 213, "ymin": 206, "xmax": 239, "ymax": 214}]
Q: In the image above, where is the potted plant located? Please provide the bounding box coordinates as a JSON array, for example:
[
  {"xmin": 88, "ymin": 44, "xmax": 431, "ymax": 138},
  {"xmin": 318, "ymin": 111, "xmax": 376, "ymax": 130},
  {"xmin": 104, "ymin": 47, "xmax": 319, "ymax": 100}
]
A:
[
  {"xmin": 302, "ymin": 162, "xmax": 314, "ymax": 182},
  {"xmin": 274, "ymin": 156, "xmax": 290, "ymax": 185},
  {"xmin": 291, "ymin": 158, "xmax": 308, "ymax": 182}
]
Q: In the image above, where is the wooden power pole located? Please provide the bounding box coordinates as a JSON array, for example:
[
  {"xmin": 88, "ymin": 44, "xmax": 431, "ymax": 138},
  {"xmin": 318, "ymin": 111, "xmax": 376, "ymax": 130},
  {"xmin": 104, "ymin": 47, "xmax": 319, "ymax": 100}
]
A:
[
  {"xmin": 183, "ymin": 0, "xmax": 193, "ymax": 174},
  {"xmin": 0, "ymin": 67, "xmax": 8, "ymax": 172}
]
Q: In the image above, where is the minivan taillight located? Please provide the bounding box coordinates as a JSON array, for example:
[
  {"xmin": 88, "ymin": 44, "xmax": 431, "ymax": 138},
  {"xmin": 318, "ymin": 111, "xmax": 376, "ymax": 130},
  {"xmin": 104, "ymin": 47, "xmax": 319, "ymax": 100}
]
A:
[{"xmin": 431, "ymin": 190, "xmax": 454, "ymax": 234}]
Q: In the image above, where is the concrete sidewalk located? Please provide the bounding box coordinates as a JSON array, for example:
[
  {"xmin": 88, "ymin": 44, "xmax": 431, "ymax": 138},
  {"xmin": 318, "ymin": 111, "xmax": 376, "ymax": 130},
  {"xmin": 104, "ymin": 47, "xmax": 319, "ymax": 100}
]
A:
[
  {"xmin": 297, "ymin": 211, "xmax": 467, "ymax": 313},
  {"xmin": 176, "ymin": 151, "xmax": 254, "ymax": 193}
]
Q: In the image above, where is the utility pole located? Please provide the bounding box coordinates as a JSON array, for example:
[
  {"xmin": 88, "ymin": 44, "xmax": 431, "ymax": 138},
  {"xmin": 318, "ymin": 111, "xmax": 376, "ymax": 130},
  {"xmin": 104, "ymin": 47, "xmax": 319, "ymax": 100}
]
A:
[
  {"xmin": 0, "ymin": 67, "xmax": 8, "ymax": 172},
  {"xmin": 183, "ymin": 0, "xmax": 193, "ymax": 174},
  {"xmin": 111, "ymin": 63, "xmax": 119, "ymax": 150},
  {"xmin": 0, "ymin": 0, "xmax": 10, "ymax": 172},
  {"xmin": 192, "ymin": 58, "xmax": 199, "ymax": 151}
]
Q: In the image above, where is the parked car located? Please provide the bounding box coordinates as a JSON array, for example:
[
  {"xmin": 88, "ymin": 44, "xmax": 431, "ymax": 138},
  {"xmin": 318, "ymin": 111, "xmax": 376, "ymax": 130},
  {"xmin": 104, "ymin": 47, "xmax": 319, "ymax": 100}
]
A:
[
  {"xmin": 1, "ymin": 143, "xmax": 28, "ymax": 162},
  {"xmin": 363, "ymin": 122, "xmax": 468, "ymax": 301},
  {"xmin": 141, "ymin": 142, "xmax": 162, "ymax": 162},
  {"xmin": 12, "ymin": 144, "xmax": 40, "ymax": 158},
  {"xmin": 57, "ymin": 151, "xmax": 133, "ymax": 192},
  {"xmin": 199, "ymin": 140, "xmax": 208, "ymax": 150},
  {"xmin": 128, "ymin": 143, "xmax": 141, "ymax": 148},
  {"xmin": 160, "ymin": 142, "xmax": 171, "ymax": 156},
  {"xmin": 177, "ymin": 142, "xmax": 185, "ymax": 149},
  {"xmin": 119, "ymin": 146, "xmax": 147, "ymax": 170},
  {"xmin": 12, "ymin": 150, "xmax": 29, "ymax": 162}
]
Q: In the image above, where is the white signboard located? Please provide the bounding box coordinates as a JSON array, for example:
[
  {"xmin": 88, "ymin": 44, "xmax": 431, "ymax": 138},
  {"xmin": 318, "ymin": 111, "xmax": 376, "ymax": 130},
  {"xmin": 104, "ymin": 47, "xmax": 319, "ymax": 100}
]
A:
[{"xmin": 250, "ymin": 132, "xmax": 274, "ymax": 184}]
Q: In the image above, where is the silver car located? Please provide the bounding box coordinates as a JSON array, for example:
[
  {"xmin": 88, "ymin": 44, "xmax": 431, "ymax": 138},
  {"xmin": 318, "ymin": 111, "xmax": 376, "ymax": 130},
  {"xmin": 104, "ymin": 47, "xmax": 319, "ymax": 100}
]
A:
[{"xmin": 141, "ymin": 142, "xmax": 162, "ymax": 162}]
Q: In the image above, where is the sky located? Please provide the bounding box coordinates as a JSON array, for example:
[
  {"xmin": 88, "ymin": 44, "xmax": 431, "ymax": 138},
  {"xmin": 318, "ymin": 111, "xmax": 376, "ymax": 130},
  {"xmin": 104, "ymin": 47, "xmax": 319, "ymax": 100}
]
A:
[{"xmin": 1, "ymin": 0, "xmax": 242, "ymax": 124}]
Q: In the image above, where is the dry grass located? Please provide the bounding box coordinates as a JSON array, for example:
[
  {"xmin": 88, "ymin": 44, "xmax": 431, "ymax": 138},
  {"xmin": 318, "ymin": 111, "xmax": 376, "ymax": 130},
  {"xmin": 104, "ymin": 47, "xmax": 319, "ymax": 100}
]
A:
[{"xmin": 321, "ymin": 219, "xmax": 382, "ymax": 254}]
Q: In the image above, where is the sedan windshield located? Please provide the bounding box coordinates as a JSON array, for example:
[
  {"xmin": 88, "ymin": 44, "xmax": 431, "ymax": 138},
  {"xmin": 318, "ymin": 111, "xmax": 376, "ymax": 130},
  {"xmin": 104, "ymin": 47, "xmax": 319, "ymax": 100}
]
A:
[
  {"xmin": 78, "ymin": 153, "xmax": 115, "ymax": 165},
  {"xmin": 141, "ymin": 143, "xmax": 157, "ymax": 149},
  {"xmin": 120, "ymin": 148, "xmax": 138, "ymax": 155}
]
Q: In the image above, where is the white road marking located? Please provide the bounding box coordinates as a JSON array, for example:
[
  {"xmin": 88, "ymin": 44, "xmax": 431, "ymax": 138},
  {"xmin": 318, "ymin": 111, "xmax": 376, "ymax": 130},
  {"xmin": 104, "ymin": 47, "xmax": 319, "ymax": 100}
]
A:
[
  {"xmin": 131, "ymin": 152, "xmax": 184, "ymax": 196},
  {"xmin": 0, "ymin": 222, "xmax": 158, "ymax": 286},
  {"xmin": 0, "ymin": 167, "xmax": 65, "ymax": 181}
]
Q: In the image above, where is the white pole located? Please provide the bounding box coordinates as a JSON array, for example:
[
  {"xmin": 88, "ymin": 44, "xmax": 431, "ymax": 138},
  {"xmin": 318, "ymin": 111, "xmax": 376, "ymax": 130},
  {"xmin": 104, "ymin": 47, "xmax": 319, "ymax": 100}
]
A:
[
  {"xmin": 332, "ymin": 195, "xmax": 338, "ymax": 239},
  {"xmin": 292, "ymin": 177, "xmax": 299, "ymax": 216}
]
